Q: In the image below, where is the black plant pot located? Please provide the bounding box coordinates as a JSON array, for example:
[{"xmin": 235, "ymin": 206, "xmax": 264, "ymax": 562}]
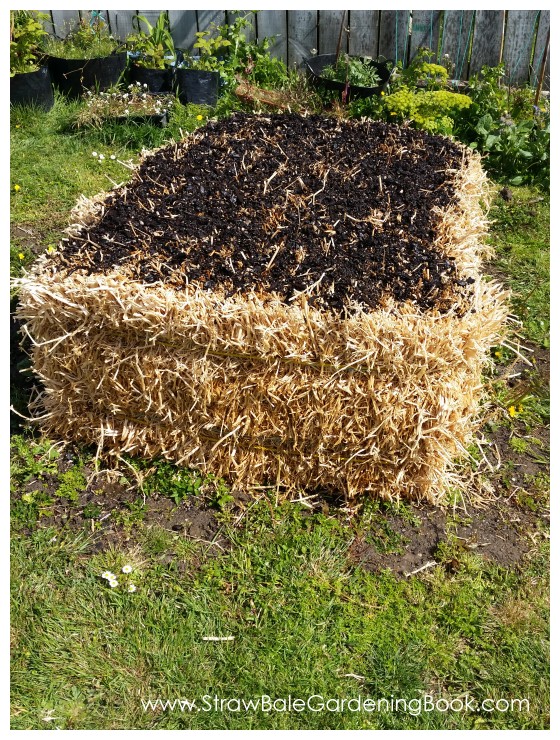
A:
[
  {"xmin": 129, "ymin": 65, "xmax": 172, "ymax": 93},
  {"xmin": 47, "ymin": 52, "xmax": 128, "ymax": 98},
  {"xmin": 305, "ymin": 53, "xmax": 392, "ymax": 100},
  {"xmin": 10, "ymin": 66, "xmax": 54, "ymax": 110},
  {"xmin": 174, "ymin": 68, "xmax": 220, "ymax": 106}
]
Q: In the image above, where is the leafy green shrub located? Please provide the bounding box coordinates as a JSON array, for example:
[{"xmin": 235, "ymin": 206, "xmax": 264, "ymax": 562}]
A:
[
  {"xmin": 349, "ymin": 86, "xmax": 471, "ymax": 136},
  {"xmin": 447, "ymin": 63, "xmax": 549, "ymax": 187},
  {"xmin": 127, "ymin": 12, "xmax": 175, "ymax": 69},
  {"xmin": 43, "ymin": 13, "xmax": 121, "ymax": 60},
  {"xmin": 348, "ymin": 51, "xmax": 549, "ymax": 188},
  {"xmin": 384, "ymin": 88, "xmax": 471, "ymax": 134},
  {"xmin": 181, "ymin": 11, "xmax": 289, "ymax": 89},
  {"xmin": 10, "ymin": 10, "xmax": 49, "ymax": 75},
  {"xmin": 467, "ymin": 113, "xmax": 549, "ymax": 187},
  {"xmin": 322, "ymin": 55, "xmax": 381, "ymax": 87}
]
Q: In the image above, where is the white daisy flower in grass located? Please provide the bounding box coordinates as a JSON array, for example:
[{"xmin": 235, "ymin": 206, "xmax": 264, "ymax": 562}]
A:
[
  {"xmin": 108, "ymin": 579, "xmax": 119, "ymax": 588},
  {"xmin": 122, "ymin": 564, "xmax": 133, "ymax": 574},
  {"xmin": 128, "ymin": 584, "xmax": 137, "ymax": 593},
  {"xmin": 101, "ymin": 571, "xmax": 114, "ymax": 580}
]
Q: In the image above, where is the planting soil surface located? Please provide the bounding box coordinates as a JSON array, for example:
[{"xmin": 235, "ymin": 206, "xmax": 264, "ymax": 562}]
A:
[{"xmin": 56, "ymin": 113, "xmax": 474, "ymax": 313}]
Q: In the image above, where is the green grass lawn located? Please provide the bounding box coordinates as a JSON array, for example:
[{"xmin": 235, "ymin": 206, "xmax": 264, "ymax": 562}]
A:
[{"xmin": 10, "ymin": 96, "xmax": 550, "ymax": 730}]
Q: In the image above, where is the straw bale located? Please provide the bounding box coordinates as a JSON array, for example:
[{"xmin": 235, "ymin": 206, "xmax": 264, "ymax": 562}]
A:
[{"xmin": 14, "ymin": 131, "xmax": 509, "ymax": 504}]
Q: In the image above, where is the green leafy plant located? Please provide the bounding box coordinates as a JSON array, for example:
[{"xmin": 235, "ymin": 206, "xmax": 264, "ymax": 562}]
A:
[
  {"xmin": 128, "ymin": 12, "xmax": 175, "ymax": 69},
  {"xmin": 402, "ymin": 49, "xmax": 449, "ymax": 90},
  {"xmin": 206, "ymin": 474, "xmax": 234, "ymax": 510},
  {"xmin": 322, "ymin": 55, "xmax": 381, "ymax": 88},
  {"xmin": 181, "ymin": 28, "xmax": 232, "ymax": 72},
  {"xmin": 55, "ymin": 467, "xmax": 87, "ymax": 502},
  {"xmin": 233, "ymin": 37, "xmax": 290, "ymax": 88},
  {"xmin": 10, "ymin": 436, "xmax": 60, "ymax": 487},
  {"xmin": 467, "ymin": 112, "xmax": 549, "ymax": 187},
  {"xmin": 112, "ymin": 499, "xmax": 147, "ymax": 530},
  {"xmin": 143, "ymin": 459, "xmax": 203, "ymax": 505},
  {"xmin": 349, "ymin": 86, "xmax": 472, "ymax": 136},
  {"xmin": 182, "ymin": 11, "xmax": 289, "ymax": 89},
  {"xmin": 453, "ymin": 63, "xmax": 549, "ymax": 187},
  {"xmin": 10, "ymin": 10, "xmax": 49, "ymax": 76},
  {"xmin": 43, "ymin": 13, "xmax": 120, "ymax": 60},
  {"xmin": 82, "ymin": 502, "xmax": 101, "ymax": 519}
]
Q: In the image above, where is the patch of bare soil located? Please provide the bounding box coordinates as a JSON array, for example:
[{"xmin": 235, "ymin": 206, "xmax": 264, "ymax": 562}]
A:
[
  {"xmin": 14, "ymin": 453, "xmax": 230, "ymax": 557},
  {"xmin": 348, "ymin": 497, "xmax": 547, "ymax": 577}
]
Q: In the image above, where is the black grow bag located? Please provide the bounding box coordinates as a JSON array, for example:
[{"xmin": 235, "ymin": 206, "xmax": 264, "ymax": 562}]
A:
[
  {"xmin": 10, "ymin": 66, "xmax": 54, "ymax": 110},
  {"xmin": 305, "ymin": 54, "xmax": 392, "ymax": 100},
  {"xmin": 174, "ymin": 68, "xmax": 220, "ymax": 106},
  {"xmin": 129, "ymin": 65, "xmax": 173, "ymax": 93},
  {"xmin": 47, "ymin": 52, "xmax": 128, "ymax": 98}
]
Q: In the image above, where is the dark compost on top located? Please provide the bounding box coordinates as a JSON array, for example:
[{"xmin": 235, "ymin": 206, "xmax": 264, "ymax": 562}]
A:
[{"xmin": 57, "ymin": 113, "xmax": 473, "ymax": 313}]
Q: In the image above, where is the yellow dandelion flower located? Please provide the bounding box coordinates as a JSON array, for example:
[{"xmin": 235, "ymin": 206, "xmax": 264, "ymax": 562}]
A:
[
  {"xmin": 196, "ymin": 114, "xmax": 204, "ymax": 121},
  {"xmin": 13, "ymin": 184, "xmax": 21, "ymax": 192},
  {"xmin": 18, "ymin": 252, "xmax": 25, "ymax": 260},
  {"xmin": 508, "ymin": 405, "xmax": 517, "ymax": 418}
]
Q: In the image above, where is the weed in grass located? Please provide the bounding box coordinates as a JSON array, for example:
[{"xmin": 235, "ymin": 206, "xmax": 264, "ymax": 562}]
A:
[
  {"xmin": 10, "ymin": 435, "xmax": 59, "ymax": 487},
  {"xmin": 206, "ymin": 475, "xmax": 235, "ymax": 511},
  {"xmin": 516, "ymin": 472, "xmax": 550, "ymax": 512},
  {"xmin": 509, "ymin": 436, "xmax": 529, "ymax": 454},
  {"xmin": 140, "ymin": 526, "xmax": 174, "ymax": 556},
  {"xmin": 12, "ymin": 489, "xmax": 54, "ymax": 531},
  {"xmin": 82, "ymin": 503, "xmax": 101, "ymax": 520},
  {"xmin": 112, "ymin": 498, "xmax": 147, "ymax": 532},
  {"xmin": 364, "ymin": 521, "xmax": 407, "ymax": 555},
  {"xmin": 491, "ymin": 377, "xmax": 549, "ymax": 432},
  {"xmin": 55, "ymin": 467, "xmax": 87, "ymax": 502},
  {"xmin": 142, "ymin": 459, "xmax": 203, "ymax": 505}
]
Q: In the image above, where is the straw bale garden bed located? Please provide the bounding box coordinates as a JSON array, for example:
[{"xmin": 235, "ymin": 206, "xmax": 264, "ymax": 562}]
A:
[
  {"xmin": 10, "ymin": 34, "xmax": 549, "ymax": 732},
  {"xmin": 16, "ymin": 113, "xmax": 509, "ymax": 502}
]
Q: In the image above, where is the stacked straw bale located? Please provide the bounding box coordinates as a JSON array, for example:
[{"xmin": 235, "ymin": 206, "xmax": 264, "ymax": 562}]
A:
[{"xmin": 15, "ymin": 119, "xmax": 508, "ymax": 503}]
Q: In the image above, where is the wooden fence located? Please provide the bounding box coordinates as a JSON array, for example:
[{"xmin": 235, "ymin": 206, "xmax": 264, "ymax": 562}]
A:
[{"xmin": 46, "ymin": 9, "xmax": 550, "ymax": 88}]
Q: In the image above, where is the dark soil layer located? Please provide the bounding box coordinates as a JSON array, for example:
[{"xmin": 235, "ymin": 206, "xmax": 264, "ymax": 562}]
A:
[
  {"xmin": 14, "ymin": 453, "xmax": 545, "ymax": 574},
  {"xmin": 56, "ymin": 113, "xmax": 473, "ymax": 313}
]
